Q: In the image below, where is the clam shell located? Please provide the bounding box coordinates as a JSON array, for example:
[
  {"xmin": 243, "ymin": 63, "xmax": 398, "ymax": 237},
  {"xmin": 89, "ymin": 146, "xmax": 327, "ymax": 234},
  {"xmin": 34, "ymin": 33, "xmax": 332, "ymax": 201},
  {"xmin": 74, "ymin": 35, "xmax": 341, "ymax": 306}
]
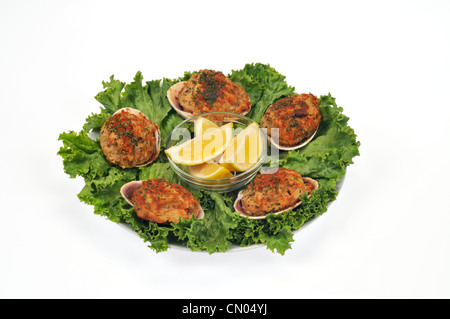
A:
[
  {"xmin": 109, "ymin": 107, "xmax": 161, "ymax": 167},
  {"xmin": 120, "ymin": 180, "xmax": 205, "ymax": 221},
  {"xmin": 166, "ymin": 82, "xmax": 192, "ymax": 119},
  {"xmin": 266, "ymin": 126, "xmax": 319, "ymax": 151},
  {"xmin": 166, "ymin": 81, "xmax": 251, "ymax": 119},
  {"xmin": 233, "ymin": 176, "xmax": 319, "ymax": 220}
]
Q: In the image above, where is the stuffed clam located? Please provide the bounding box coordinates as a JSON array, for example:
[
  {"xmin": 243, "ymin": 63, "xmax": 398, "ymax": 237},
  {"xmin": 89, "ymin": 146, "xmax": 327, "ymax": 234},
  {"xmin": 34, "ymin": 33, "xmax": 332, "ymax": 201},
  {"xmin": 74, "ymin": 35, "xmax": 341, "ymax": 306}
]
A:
[
  {"xmin": 234, "ymin": 168, "xmax": 318, "ymax": 220},
  {"xmin": 166, "ymin": 69, "xmax": 251, "ymax": 119},
  {"xmin": 100, "ymin": 107, "xmax": 160, "ymax": 169},
  {"xmin": 120, "ymin": 178, "xmax": 204, "ymax": 224},
  {"xmin": 260, "ymin": 93, "xmax": 321, "ymax": 151}
]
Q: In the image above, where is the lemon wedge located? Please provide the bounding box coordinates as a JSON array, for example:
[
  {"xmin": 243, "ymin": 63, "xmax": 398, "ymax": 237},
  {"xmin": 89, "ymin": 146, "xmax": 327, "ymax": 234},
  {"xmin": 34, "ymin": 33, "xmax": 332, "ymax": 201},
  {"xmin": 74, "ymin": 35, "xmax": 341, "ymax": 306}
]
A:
[
  {"xmin": 219, "ymin": 122, "xmax": 263, "ymax": 172},
  {"xmin": 165, "ymin": 123, "xmax": 233, "ymax": 165},
  {"xmin": 194, "ymin": 117, "xmax": 219, "ymax": 137},
  {"xmin": 188, "ymin": 162, "xmax": 234, "ymax": 179}
]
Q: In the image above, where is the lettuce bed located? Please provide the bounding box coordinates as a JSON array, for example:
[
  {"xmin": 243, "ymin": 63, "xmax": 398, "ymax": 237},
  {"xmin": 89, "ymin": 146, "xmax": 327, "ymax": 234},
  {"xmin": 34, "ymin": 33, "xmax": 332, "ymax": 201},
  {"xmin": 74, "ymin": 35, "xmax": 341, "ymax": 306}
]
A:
[{"xmin": 58, "ymin": 63, "xmax": 360, "ymax": 255}]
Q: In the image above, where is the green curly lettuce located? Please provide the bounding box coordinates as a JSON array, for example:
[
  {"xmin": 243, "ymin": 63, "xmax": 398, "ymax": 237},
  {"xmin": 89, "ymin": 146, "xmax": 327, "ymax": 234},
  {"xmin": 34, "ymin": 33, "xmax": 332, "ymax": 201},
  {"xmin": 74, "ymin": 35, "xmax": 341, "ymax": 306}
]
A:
[
  {"xmin": 57, "ymin": 64, "xmax": 360, "ymax": 255},
  {"xmin": 228, "ymin": 63, "xmax": 295, "ymax": 123}
]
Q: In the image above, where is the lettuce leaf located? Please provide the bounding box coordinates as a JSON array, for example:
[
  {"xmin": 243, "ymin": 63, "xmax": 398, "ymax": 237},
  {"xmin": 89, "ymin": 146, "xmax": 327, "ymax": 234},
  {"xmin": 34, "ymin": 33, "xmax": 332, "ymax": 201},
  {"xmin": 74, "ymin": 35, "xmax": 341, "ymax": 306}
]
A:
[
  {"xmin": 172, "ymin": 192, "xmax": 238, "ymax": 254},
  {"xmin": 120, "ymin": 72, "xmax": 163, "ymax": 125},
  {"xmin": 58, "ymin": 63, "xmax": 360, "ymax": 255},
  {"xmin": 57, "ymin": 130, "xmax": 111, "ymax": 179},
  {"xmin": 229, "ymin": 63, "xmax": 295, "ymax": 123},
  {"xmin": 159, "ymin": 111, "xmax": 184, "ymax": 149},
  {"xmin": 83, "ymin": 107, "xmax": 111, "ymax": 132},
  {"xmin": 86, "ymin": 72, "xmax": 174, "ymax": 132},
  {"xmin": 78, "ymin": 167, "xmax": 138, "ymax": 223},
  {"xmin": 146, "ymin": 78, "xmax": 173, "ymax": 125},
  {"xmin": 94, "ymin": 75, "xmax": 125, "ymax": 114}
]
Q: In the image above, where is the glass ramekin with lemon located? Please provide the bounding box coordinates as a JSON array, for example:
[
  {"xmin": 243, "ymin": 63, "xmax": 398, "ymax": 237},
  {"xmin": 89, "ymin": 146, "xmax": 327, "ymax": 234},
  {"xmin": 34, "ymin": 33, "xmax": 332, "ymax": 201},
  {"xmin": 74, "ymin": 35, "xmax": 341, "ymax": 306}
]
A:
[{"xmin": 165, "ymin": 112, "xmax": 267, "ymax": 192}]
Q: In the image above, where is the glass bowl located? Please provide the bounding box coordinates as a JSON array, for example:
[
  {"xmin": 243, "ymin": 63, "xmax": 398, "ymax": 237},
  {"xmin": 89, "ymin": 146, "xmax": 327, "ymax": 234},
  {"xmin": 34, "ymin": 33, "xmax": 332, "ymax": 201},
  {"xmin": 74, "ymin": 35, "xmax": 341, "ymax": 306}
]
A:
[{"xmin": 166, "ymin": 112, "xmax": 267, "ymax": 193}]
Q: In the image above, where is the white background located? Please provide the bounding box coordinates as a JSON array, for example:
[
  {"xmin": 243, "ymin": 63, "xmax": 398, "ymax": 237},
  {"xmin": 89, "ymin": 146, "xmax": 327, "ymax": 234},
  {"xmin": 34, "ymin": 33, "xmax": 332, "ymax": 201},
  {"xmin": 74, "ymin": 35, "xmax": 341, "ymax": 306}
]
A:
[{"xmin": 1, "ymin": 0, "xmax": 449, "ymax": 299}]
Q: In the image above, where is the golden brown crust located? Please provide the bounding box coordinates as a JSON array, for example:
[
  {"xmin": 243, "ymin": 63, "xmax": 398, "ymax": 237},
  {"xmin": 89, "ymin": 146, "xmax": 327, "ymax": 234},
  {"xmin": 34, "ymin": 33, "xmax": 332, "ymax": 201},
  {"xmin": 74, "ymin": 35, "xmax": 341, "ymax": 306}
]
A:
[
  {"xmin": 100, "ymin": 108, "xmax": 159, "ymax": 169},
  {"xmin": 130, "ymin": 178, "xmax": 201, "ymax": 223},
  {"xmin": 177, "ymin": 70, "xmax": 251, "ymax": 117},
  {"xmin": 303, "ymin": 178, "xmax": 316, "ymax": 195},
  {"xmin": 239, "ymin": 168, "xmax": 307, "ymax": 216},
  {"xmin": 260, "ymin": 94, "xmax": 321, "ymax": 147}
]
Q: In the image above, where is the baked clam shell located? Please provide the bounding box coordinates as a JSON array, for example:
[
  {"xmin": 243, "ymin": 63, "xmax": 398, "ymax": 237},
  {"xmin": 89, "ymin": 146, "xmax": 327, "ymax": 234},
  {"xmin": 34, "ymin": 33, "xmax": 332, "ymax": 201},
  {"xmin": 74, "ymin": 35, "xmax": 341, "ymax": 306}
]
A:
[
  {"xmin": 233, "ymin": 177, "xmax": 319, "ymax": 220},
  {"xmin": 120, "ymin": 180, "xmax": 205, "ymax": 221},
  {"xmin": 166, "ymin": 82, "xmax": 192, "ymax": 119},
  {"xmin": 262, "ymin": 95, "xmax": 320, "ymax": 151},
  {"xmin": 106, "ymin": 107, "xmax": 161, "ymax": 167},
  {"xmin": 166, "ymin": 81, "xmax": 251, "ymax": 119}
]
